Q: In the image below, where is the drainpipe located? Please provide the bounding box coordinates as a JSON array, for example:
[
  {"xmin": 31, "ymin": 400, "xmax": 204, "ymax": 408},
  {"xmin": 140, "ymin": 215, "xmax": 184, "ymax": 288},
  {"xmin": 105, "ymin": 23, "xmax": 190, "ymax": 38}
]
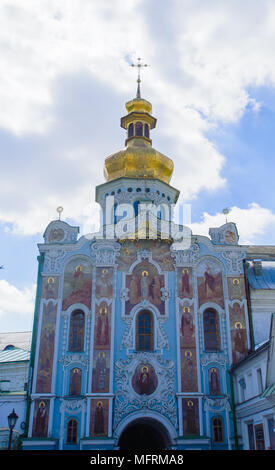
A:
[
  {"xmin": 23, "ymin": 253, "xmax": 44, "ymax": 438},
  {"xmin": 243, "ymin": 260, "xmax": 255, "ymax": 351},
  {"xmin": 229, "ymin": 370, "xmax": 239, "ymax": 450}
]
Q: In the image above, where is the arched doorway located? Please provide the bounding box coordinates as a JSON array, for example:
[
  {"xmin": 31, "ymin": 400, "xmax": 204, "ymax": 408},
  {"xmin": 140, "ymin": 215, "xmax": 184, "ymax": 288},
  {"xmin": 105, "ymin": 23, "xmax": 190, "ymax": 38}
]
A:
[{"xmin": 118, "ymin": 418, "xmax": 171, "ymax": 450}]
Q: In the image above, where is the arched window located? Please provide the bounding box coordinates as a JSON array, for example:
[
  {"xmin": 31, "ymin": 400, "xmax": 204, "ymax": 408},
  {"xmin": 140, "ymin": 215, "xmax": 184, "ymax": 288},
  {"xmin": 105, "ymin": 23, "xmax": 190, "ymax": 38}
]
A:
[
  {"xmin": 128, "ymin": 123, "xmax": 134, "ymax": 138},
  {"xmin": 113, "ymin": 202, "xmax": 118, "ymax": 225},
  {"xmin": 66, "ymin": 418, "xmax": 78, "ymax": 444},
  {"xmin": 212, "ymin": 417, "xmax": 224, "ymax": 443},
  {"xmin": 133, "ymin": 200, "xmax": 140, "ymax": 218},
  {"xmin": 69, "ymin": 368, "xmax": 82, "ymax": 396},
  {"xmin": 69, "ymin": 310, "xmax": 85, "ymax": 352},
  {"xmin": 135, "ymin": 121, "xmax": 143, "ymax": 136},
  {"xmin": 203, "ymin": 309, "xmax": 220, "ymax": 351},
  {"xmin": 156, "ymin": 206, "xmax": 163, "ymax": 237},
  {"xmin": 136, "ymin": 310, "xmax": 154, "ymax": 351},
  {"xmin": 114, "ymin": 202, "xmax": 128, "ymax": 225},
  {"xmin": 144, "ymin": 123, "xmax": 149, "ymax": 138}
]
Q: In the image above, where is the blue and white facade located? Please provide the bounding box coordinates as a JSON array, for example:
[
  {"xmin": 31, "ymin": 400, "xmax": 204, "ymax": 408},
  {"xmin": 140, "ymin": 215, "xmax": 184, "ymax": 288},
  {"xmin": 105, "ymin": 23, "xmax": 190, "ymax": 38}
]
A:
[{"xmin": 22, "ymin": 93, "xmax": 257, "ymax": 451}]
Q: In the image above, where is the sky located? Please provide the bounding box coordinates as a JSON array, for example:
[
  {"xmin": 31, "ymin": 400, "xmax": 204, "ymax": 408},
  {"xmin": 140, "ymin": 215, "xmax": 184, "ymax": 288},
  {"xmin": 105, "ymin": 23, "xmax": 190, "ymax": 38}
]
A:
[{"xmin": 1, "ymin": 0, "xmax": 275, "ymax": 332}]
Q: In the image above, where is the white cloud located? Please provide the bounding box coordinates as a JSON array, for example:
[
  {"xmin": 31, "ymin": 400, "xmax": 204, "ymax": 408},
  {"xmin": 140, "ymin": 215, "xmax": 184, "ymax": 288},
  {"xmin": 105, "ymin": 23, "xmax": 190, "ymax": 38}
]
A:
[
  {"xmin": 175, "ymin": 0, "xmax": 275, "ymax": 123},
  {"xmin": 189, "ymin": 203, "xmax": 275, "ymax": 245},
  {"xmin": 0, "ymin": 0, "xmax": 147, "ymax": 135},
  {"xmin": 0, "ymin": 280, "xmax": 36, "ymax": 317},
  {"xmin": 0, "ymin": 1, "xmax": 275, "ymax": 235}
]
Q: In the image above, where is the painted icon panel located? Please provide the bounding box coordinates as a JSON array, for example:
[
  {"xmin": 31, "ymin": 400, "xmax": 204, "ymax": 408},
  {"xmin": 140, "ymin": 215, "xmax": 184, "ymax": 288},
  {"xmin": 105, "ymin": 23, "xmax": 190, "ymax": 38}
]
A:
[
  {"xmin": 125, "ymin": 260, "xmax": 165, "ymax": 315},
  {"xmin": 94, "ymin": 301, "xmax": 111, "ymax": 350},
  {"xmin": 62, "ymin": 259, "xmax": 92, "ymax": 310},
  {"xmin": 229, "ymin": 302, "xmax": 248, "ymax": 363},
  {"xmin": 132, "ymin": 363, "xmax": 158, "ymax": 395},
  {"xmin": 90, "ymin": 399, "xmax": 109, "ymax": 437},
  {"xmin": 96, "ymin": 267, "xmax": 113, "ymax": 299},
  {"xmin": 92, "ymin": 350, "xmax": 110, "ymax": 393},
  {"xmin": 42, "ymin": 276, "xmax": 59, "ymax": 300},
  {"xmin": 36, "ymin": 301, "xmax": 57, "ymax": 393},
  {"xmin": 181, "ymin": 348, "xmax": 198, "ymax": 392},
  {"xmin": 182, "ymin": 398, "xmax": 200, "ymax": 436},
  {"xmin": 32, "ymin": 399, "xmax": 50, "ymax": 437},
  {"xmin": 227, "ymin": 276, "xmax": 246, "ymax": 300},
  {"xmin": 178, "ymin": 268, "xmax": 193, "ymax": 299},
  {"xmin": 197, "ymin": 259, "xmax": 224, "ymax": 307},
  {"xmin": 117, "ymin": 239, "xmax": 174, "ymax": 272},
  {"xmin": 69, "ymin": 368, "xmax": 82, "ymax": 396},
  {"xmin": 208, "ymin": 367, "xmax": 221, "ymax": 395},
  {"xmin": 180, "ymin": 304, "xmax": 195, "ymax": 349}
]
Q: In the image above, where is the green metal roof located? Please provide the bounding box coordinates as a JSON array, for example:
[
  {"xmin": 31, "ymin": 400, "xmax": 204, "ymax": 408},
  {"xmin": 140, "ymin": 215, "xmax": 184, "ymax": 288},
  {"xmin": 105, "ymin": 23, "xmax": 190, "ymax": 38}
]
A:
[
  {"xmin": 262, "ymin": 383, "xmax": 275, "ymax": 398},
  {"xmin": 247, "ymin": 261, "xmax": 275, "ymax": 289},
  {"xmin": 0, "ymin": 347, "xmax": 30, "ymax": 363}
]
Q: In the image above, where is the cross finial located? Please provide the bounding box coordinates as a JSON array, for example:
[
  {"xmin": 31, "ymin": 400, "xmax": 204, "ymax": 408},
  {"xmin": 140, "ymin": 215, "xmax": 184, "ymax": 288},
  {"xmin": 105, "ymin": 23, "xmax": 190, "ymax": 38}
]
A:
[
  {"xmin": 223, "ymin": 208, "xmax": 229, "ymax": 224},
  {"xmin": 56, "ymin": 206, "xmax": 63, "ymax": 221},
  {"xmin": 130, "ymin": 57, "xmax": 149, "ymax": 98}
]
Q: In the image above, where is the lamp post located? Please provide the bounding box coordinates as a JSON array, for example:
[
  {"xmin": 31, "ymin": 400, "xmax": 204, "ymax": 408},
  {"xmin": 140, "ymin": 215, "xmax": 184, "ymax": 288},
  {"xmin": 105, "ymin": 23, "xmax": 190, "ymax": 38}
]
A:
[{"xmin": 7, "ymin": 409, "xmax": 18, "ymax": 450}]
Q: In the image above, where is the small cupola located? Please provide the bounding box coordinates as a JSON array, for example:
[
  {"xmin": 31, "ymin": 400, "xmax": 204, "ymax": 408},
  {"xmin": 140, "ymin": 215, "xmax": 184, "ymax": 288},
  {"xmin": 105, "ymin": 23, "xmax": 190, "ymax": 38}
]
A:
[
  {"xmin": 121, "ymin": 95, "xmax": 157, "ymax": 146},
  {"xmin": 103, "ymin": 59, "xmax": 174, "ymax": 184}
]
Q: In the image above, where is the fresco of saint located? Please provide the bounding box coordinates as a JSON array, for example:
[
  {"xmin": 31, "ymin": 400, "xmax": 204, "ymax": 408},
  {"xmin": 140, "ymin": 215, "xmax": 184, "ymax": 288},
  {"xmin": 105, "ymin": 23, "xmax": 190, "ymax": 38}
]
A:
[
  {"xmin": 150, "ymin": 240, "xmax": 174, "ymax": 271},
  {"xmin": 232, "ymin": 321, "xmax": 248, "ymax": 363},
  {"xmin": 132, "ymin": 363, "xmax": 158, "ymax": 395},
  {"xmin": 32, "ymin": 400, "xmax": 49, "ymax": 438},
  {"xmin": 181, "ymin": 349, "xmax": 198, "ymax": 392},
  {"xmin": 209, "ymin": 367, "xmax": 221, "ymax": 395},
  {"xmin": 94, "ymin": 303, "xmax": 110, "ymax": 349},
  {"xmin": 197, "ymin": 259, "xmax": 224, "ymax": 307},
  {"xmin": 129, "ymin": 274, "xmax": 140, "ymax": 304},
  {"xmin": 150, "ymin": 276, "xmax": 162, "ymax": 305},
  {"xmin": 227, "ymin": 276, "xmax": 246, "ymax": 300},
  {"xmin": 182, "ymin": 398, "xmax": 200, "ymax": 436},
  {"xmin": 141, "ymin": 270, "xmax": 149, "ymax": 300},
  {"xmin": 90, "ymin": 399, "xmax": 109, "ymax": 437},
  {"xmin": 36, "ymin": 302, "xmax": 57, "ymax": 393},
  {"xmin": 69, "ymin": 368, "xmax": 82, "ymax": 396},
  {"xmin": 94, "ymin": 401, "xmax": 105, "ymax": 434},
  {"xmin": 180, "ymin": 306, "xmax": 195, "ymax": 348},
  {"xmin": 117, "ymin": 240, "xmax": 137, "ymax": 272},
  {"xmin": 117, "ymin": 239, "xmax": 174, "ymax": 272},
  {"xmin": 229, "ymin": 303, "xmax": 248, "ymax": 364},
  {"xmin": 42, "ymin": 276, "xmax": 59, "ymax": 300},
  {"xmin": 96, "ymin": 268, "xmax": 113, "ymax": 299},
  {"xmin": 92, "ymin": 351, "xmax": 110, "ymax": 393},
  {"xmin": 49, "ymin": 228, "xmax": 65, "ymax": 242},
  {"xmin": 178, "ymin": 268, "xmax": 193, "ymax": 299},
  {"xmin": 225, "ymin": 230, "xmax": 237, "ymax": 245},
  {"xmin": 62, "ymin": 259, "xmax": 93, "ymax": 310},
  {"xmin": 125, "ymin": 260, "xmax": 165, "ymax": 314}
]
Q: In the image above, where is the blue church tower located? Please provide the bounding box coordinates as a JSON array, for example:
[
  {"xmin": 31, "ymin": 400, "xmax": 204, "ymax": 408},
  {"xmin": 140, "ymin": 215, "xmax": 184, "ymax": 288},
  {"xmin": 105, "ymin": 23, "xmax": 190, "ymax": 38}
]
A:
[{"xmin": 22, "ymin": 84, "xmax": 251, "ymax": 450}]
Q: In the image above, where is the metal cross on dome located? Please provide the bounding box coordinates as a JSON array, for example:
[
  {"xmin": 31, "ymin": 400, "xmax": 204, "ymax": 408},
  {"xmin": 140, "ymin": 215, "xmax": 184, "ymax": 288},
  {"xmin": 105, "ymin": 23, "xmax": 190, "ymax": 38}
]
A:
[
  {"xmin": 56, "ymin": 206, "xmax": 63, "ymax": 221},
  {"xmin": 223, "ymin": 208, "xmax": 229, "ymax": 224},
  {"xmin": 130, "ymin": 57, "xmax": 149, "ymax": 98}
]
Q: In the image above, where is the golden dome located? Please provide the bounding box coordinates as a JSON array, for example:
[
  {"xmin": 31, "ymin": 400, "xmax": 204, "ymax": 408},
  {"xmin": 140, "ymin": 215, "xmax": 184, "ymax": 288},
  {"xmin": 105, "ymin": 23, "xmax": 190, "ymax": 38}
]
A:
[{"xmin": 104, "ymin": 96, "xmax": 174, "ymax": 184}]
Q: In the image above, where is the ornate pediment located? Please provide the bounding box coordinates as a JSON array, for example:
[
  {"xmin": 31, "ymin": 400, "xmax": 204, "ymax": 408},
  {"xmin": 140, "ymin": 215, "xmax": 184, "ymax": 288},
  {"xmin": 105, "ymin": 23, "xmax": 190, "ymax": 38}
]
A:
[
  {"xmin": 43, "ymin": 220, "xmax": 79, "ymax": 244},
  {"xmin": 91, "ymin": 240, "xmax": 121, "ymax": 266},
  {"xmin": 114, "ymin": 353, "xmax": 177, "ymax": 429},
  {"xmin": 209, "ymin": 222, "xmax": 239, "ymax": 246},
  {"xmin": 170, "ymin": 239, "xmax": 200, "ymax": 267},
  {"xmin": 43, "ymin": 248, "xmax": 66, "ymax": 274}
]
